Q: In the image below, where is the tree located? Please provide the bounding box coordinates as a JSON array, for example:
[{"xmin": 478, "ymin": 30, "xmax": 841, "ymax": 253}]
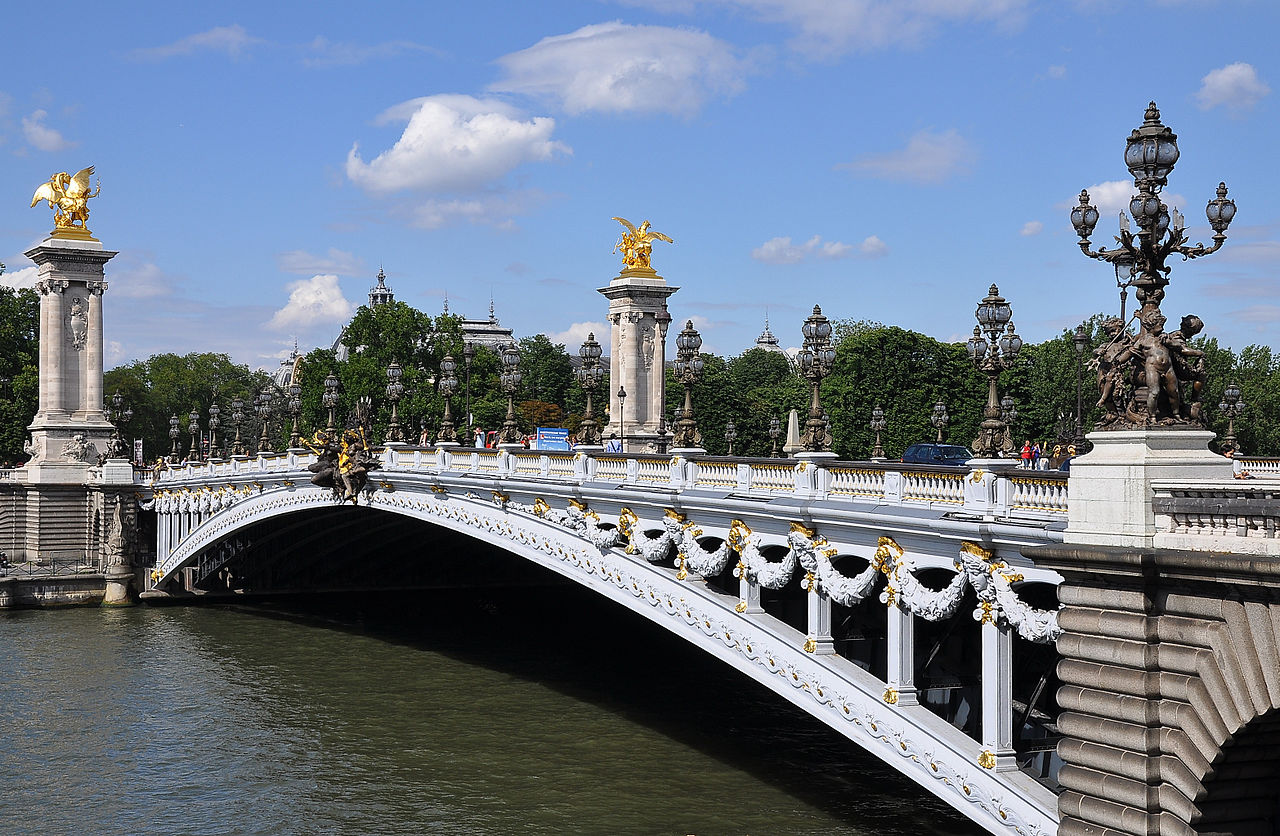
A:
[
  {"xmin": 0, "ymin": 283, "xmax": 39, "ymax": 464},
  {"xmin": 104, "ymin": 353, "xmax": 269, "ymax": 461},
  {"xmin": 823, "ymin": 326, "xmax": 985, "ymax": 460}
]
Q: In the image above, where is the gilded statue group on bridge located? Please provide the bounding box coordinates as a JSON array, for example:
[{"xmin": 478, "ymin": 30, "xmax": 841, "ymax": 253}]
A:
[{"xmin": 30, "ymin": 166, "xmax": 100, "ymax": 237}]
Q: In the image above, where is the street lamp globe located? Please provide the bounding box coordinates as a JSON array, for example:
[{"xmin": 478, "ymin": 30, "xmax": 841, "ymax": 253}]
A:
[{"xmin": 1124, "ymin": 102, "xmax": 1180, "ymax": 189}]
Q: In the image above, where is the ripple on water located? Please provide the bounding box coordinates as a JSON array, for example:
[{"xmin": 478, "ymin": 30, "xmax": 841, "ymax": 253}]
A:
[{"xmin": 0, "ymin": 597, "xmax": 985, "ymax": 836}]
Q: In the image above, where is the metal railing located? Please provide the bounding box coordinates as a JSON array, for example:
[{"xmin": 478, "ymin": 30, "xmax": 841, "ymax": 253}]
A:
[{"xmin": 151, "ymin": 446, "xmax": 1071, "ymax": 521}]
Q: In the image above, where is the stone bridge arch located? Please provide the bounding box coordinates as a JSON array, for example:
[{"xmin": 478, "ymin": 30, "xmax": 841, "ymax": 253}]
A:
[
  {"xmin": 146, "ymin": 476, "xmax": 1061, "ymax": 836},
  {"xmin": 1038, "ymin": 545, "xmax": 1280, "ymax": 836}
]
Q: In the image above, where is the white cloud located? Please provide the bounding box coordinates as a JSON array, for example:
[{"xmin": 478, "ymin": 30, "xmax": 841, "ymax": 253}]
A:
[
  {"xmin": 1196, "ymin": 62, "xmax": 1269, "ymax": 112},
  {"xmin": 21, "ymin": 110, "xmax": 73, "ymax": 152},
  {"xmin": 0, "ymin": 266, "xmax": 38, "ymax": 290},
  {"xmin": 859, "ymin": 235, "xmax": 888, "ymax": 256},
  {"xmin": 111, "ymin": 261, "xmax": 173, "ymax": 299},
  {"xmin": 346, "ymin": 95, "xmax": 569, "ymax": 194},
  {"xmin": 267, "ymin": 274, "xmax": 353, "ymax": 331},
  {"xmin": 302, "ymin": 37, "xmax": 440, "ymax": 68},
  {"xmin": 491, "ymin": 22, "xmax": 747, "ymax": 115},
  {"xmin": 129, "ymin": 25, "xmax": 262, "ymax": 61},
  {"xmin": 751, "ymin": 234, "xmax": 869, "ymax": 264},
  {"xmin": 277, "ymin": 248, "xmax": 364, "ymax": 276},
  {"xmin": 1046, "ymin": 64, "xmax": 1066, "ymax": 79},
  {"xmin": 1020, "ymin": 220, "xmax": 1043, "ymax": 236},
  {"xmin": 642, "ymin": 0, "xmax": 1028, "ymax": 59},
  {"xmin": 840, "ymin": 128, "xmax": 974, "ymax": 184},
  {"xmin": 544, "ymin": 321, "xmax": 610, "ymax": 352},
  {"xmin": 412, "ymin": 194, "xmax": 541, "ymax": 230}
]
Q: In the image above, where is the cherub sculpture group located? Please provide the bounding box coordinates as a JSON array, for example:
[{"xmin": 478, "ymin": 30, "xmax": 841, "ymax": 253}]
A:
[
  {"xmin": 305, "ymin": 428, "xmax": 381, "ymax": 504},
  {"xmin": 1092, "ymin": 310, "xmax": 1206, "ymax": 427}
]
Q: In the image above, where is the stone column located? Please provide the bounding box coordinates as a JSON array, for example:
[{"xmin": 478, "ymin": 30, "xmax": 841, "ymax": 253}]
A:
[
  {"xmin": 980, "ymin": 620, "xmax": 1017, "ymax": 771},
  {"xmin": 885, "ymin": 605, "xmax": 918, "ymax": 706},
  {"xmin": 83, "ymin": 282, "xmax": 106, "ymax": 420},
  {"xmin": 805, "ymin": 586, "xmax": 834, "ymax": 655},
  {"xmin": 599, "ymin": 268, "xmax": 677, "ymax": 452},
  {"xmin": 22, "ymin": 237, "xmax": 117, "ymax": 484}
]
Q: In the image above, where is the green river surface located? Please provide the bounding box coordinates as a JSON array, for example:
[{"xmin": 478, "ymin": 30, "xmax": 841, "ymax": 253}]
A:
[{"xmin": 0, "ymin": 587, "xmax": 984, "ymax": 835}]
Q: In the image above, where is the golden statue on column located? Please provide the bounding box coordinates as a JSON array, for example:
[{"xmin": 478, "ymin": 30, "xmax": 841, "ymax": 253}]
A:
[
  {"xmin": 612, "ymin": 217, "xmax": 673, "ymax": 272},
  {"xmin": 31, "ymin": 166, "xmax": 100, "ymax": 239}
]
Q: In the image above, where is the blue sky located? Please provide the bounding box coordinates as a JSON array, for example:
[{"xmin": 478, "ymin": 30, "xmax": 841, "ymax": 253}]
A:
[{"xmin": 1, "ymin": 0, "xmax": 1276, "ymax": 369}]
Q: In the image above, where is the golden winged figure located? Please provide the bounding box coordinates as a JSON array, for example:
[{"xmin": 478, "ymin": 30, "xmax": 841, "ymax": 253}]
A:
[
  {"xmin": 612, "ymin": 217, "xmax": 673, "ymax": 271},
  {"xmin": 31, "ymin": 166, "xmax": 100, "ymax": 237}
]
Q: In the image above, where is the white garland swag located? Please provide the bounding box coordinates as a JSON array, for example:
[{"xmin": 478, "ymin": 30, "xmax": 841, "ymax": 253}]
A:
[{"xmin": 490, "ymin": 493, "xmax": 1060, "ymax": 643}]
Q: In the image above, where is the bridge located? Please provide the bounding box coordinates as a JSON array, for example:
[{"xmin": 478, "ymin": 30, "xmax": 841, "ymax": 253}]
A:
[
  {"xmin": 147, "ymin": 447, "xmax": 1069, "ymax": 835},
  {"xmin": 11, "ymin": 101, "xmax": 1280, "ymax": 835}
]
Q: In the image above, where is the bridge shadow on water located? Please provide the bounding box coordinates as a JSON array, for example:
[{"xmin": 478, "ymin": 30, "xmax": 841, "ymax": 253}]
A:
[{"xmin": 205, "ymin": 529, "xmax": 987, "ymax": 836}]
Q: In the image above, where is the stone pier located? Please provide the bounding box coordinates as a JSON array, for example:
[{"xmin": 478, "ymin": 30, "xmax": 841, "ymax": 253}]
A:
[{"xmin": 599, "ymin": 267, "xmax": 676, "ymax": 452}]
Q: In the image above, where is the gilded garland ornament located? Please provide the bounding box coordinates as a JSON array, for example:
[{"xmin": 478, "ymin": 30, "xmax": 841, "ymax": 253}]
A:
[{"xmin": 31, "ymin": 166, "xmax": 100, "ymax": 239}]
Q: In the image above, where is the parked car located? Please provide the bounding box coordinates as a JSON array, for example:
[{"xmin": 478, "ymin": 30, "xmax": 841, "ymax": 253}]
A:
[{"xmin": 901, "ymin": 443, "xmax": 973, "ymax": 466}]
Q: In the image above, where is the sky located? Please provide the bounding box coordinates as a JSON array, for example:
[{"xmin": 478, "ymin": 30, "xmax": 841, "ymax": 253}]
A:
[{"xmin": 1, "ymin": 0, "xmax": 1277, "ymax": 371}]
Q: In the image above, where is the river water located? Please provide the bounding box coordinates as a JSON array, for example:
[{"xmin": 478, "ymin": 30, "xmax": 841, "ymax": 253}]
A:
[{"xmin": 0, "ymin": 588, "xmax": 983, "ymax": 835}]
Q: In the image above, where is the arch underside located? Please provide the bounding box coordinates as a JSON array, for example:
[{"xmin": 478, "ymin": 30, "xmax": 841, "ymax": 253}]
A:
[{"xmin": 159, "ymin": 485, "xmax": 1058, "ymax": 836}]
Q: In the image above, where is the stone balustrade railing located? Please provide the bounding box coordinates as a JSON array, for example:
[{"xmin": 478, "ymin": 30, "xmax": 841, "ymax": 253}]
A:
[
  {"xmin": 1234, "ymin": 456, "xmax": 1280, "ymax": 477},
  {"xmin": 147, "ymin": 447, "xmax": 1070, "ymax": 522},
  {"xmin": 1153, "ymin": 480, "xmax": 1280, "ymax": 555},
  {"xmin": 0, "ymin": 469, "xmax": 17, "ymax": 482}
]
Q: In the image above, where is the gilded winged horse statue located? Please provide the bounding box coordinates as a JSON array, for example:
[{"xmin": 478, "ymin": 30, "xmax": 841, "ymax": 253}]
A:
[
  {"xmin": 612, "ymin": 217, "xmax": 673, "ymax": 271},
  {"xmin": 31, "ymin": 166, "xmax": 100, "ymax": 235}
]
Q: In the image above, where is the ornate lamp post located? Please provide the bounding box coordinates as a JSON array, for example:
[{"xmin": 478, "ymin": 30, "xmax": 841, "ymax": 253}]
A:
[
  {"xmin": 463, "ymin": 342, "xmax": 476, "ymax": 429},
  {"xmin": 168, "ymin": 414, "xmax": 180, "ymax": 461},
  {"xmin": 575, "ymin": 333, "xmax": 605, "ymax": 448},
  {"xmin": 106, "ymin": 390, "xmax": 133, "ymax": 460},
  {"xmin": 1071, "ymin": 102, "xmax": 1236, "ymax": 427},
  {"xmin": 256, "ymin": 387, "xmax": 275, "ymax": 454},
  {"xmin": 930, "ymin": 400, "xmax": 949, "ymax": 444},
  {"xmin": 187, "ymin": 408, "xmax": 202, "ymax": 462},
  {"xmin": 797, "ymin": 305, "xmax": 836, "ymax": 454},
  {"xmin": 1072, "ymin": 325, "xmax": 1089, "ymax": 448},
  {"xmin": 1219, "ymin": 382, "xmax": 1245, "ymax": 454},
  {"xmin": 1001, "ymin": 395, "xmax": 1018, "ymax": 429},
  {"xmin": 965, "ymin": 285, "xmax": 1022, "ymax": 458},
  {"xmin": 869, "ymin": 405, "xmax": 886, "ymax": 461},
  {"xmin": 769, "ymin": 415, "xmax": 781, "ymax": 458},
  {"xmin": 207, "ymin": 401, "xmax": 222, "ymax": 460},
  {"xmin": 497, "ymin": 343, "xmax": 523, "ymax": 447},
  {"xmin": 230, "ymin": 396, "xmax": 247, "ymax": 456},
  {"xmin": 322, "ymin": 372, "xmax": 340, "ymax": 435},
  {"xmin": 286, "ymin": 382, "xmax": 302, "ymax": 449},
  {"xmin": 385, "ymin": 361, "xmax": 405, "ymax": 444},
  {"xmin": 437, "ymin": 354, "xmax": 459, "ymax": 445},
  {"xmin": 671, "ymin": 320, "xmax": 705, "ymax": 452},
  {"xmin": 616, "ymin": 385, "xmax": 627, "ymax": 452},
  {"xmin": 724, "ymin": 419, "xmax": 737, "ymax": 457}
]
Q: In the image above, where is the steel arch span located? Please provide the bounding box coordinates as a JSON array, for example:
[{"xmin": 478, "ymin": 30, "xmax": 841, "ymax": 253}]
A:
[{"xmin": 152, "ymin": 481, "xmax": 1058, "ymax": 836}]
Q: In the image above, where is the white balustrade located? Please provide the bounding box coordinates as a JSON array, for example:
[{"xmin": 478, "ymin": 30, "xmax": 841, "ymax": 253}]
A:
[
  {"xmin": 901, "ymin": 469, "xmax": 965, "ymax": 504},
  {"xmin": 546, "ymin": 454, "xmax": 576, "ymax": 479},
  {"xmin": 635, "ymin": 456, "xmax": 671, "ymax": 484},
  {"xmin": 475, "ymin": 450, "xmax": 502, "ymax": 473},
  {"xmin": 746, "ymin": 462, "xmax": 795, "ymax": 492},
  {"xmin": 828, "ymin": 466, "xmax": 887, "ymax": 499},
  {"xmin": 693, "ymin": 459, "xmax": 738, "ymax": 489},
  {"xmin": 593, "ymin": 456, "xmax": 627, "ymax": 482},
  {"xmin": 1007, "ymin": 474, "xmax": 1069, "ymax": 513}
]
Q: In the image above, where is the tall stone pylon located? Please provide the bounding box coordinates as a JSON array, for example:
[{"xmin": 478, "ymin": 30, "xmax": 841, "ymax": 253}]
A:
[
  {"xmin": 21, "ymin": 235, "xmax": 118, "ymax": 484},
  {"xmin": 599, "ymin": 218, "xmax": 678, "ymax": 452}
]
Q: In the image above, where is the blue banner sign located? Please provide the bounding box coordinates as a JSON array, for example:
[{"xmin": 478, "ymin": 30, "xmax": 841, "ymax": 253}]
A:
[{"xmin": 536, "ymin": 427, "xmax": 571, "ymax": 451}]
